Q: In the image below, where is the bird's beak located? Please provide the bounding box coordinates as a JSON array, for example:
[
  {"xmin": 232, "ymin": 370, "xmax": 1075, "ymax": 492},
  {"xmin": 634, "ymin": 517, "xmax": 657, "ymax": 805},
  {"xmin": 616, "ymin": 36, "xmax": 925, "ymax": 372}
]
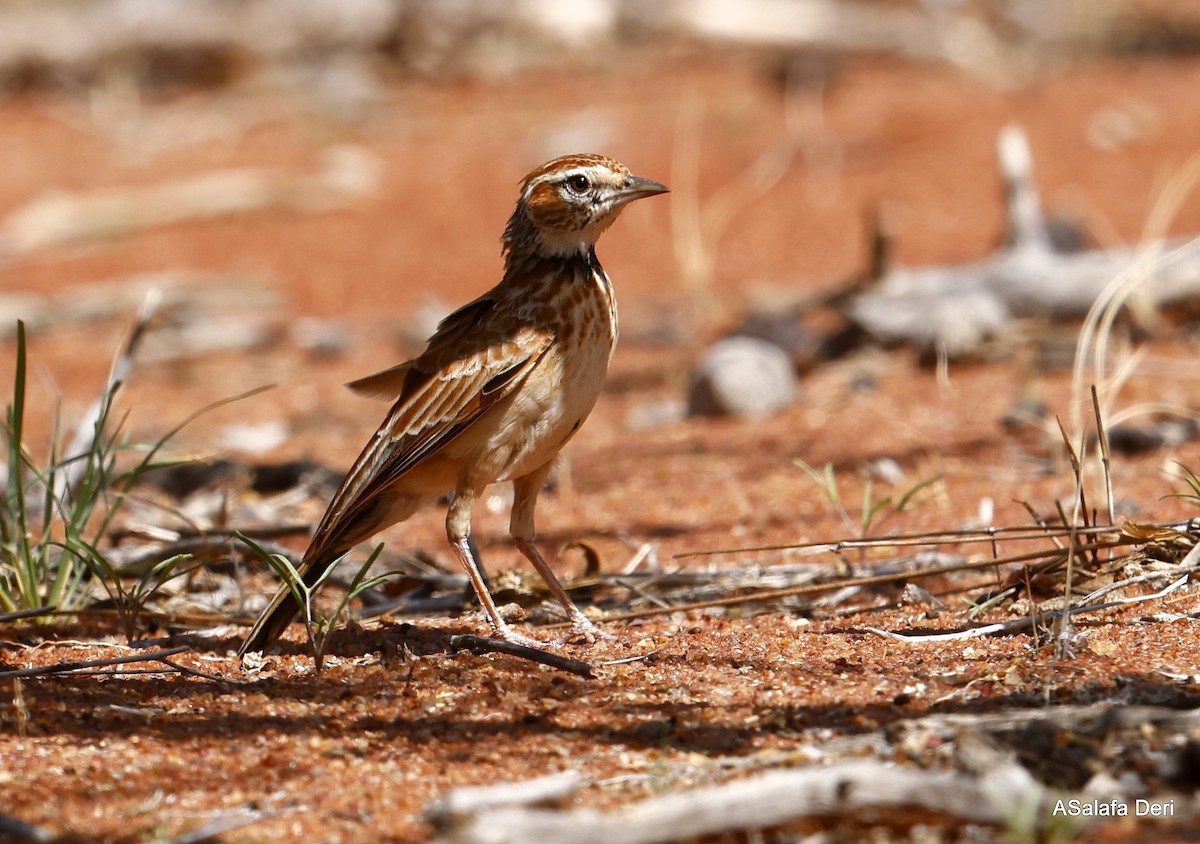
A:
[{"xmin": 616, "ymin": 176, "xmax": 670, "ymax": 205}]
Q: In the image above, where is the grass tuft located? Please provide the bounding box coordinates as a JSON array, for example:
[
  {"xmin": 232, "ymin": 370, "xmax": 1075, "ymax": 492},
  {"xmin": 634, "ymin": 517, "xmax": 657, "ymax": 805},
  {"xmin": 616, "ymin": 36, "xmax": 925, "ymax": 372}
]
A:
[
  {"xmin": 1, "ymin": 311, "xmax": 263, "ymax": 640},
  {"xmin": 793, "ymin": 457, "xmax": 942, "ymax": 539},
  {"xmin": 238, "ymin": 533, "xmax": 393, "ymax": 668}
]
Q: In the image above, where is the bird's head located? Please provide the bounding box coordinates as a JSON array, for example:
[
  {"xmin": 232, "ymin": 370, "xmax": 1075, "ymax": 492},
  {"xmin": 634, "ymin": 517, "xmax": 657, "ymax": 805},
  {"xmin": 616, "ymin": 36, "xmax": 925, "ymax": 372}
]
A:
[{"xmin": 503, "ymin": 154, "xmax": 668, "ymax": 263}]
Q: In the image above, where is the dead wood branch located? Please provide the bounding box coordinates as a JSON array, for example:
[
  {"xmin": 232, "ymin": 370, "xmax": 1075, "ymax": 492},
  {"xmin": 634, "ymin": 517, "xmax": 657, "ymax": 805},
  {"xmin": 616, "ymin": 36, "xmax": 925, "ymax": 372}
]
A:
[
  {"xmin": 1, "ymin": 0, "xmax": 1194, "ymax": 97},
  {"xmin": 668, "ymin": 0, "xmax": 1014, "ymax": 82},
  {"xmin": 899, "ymin": 702, "xmax": 1200, "ymax": 740},
  {"xmin": 0, "ymin": 146, "xmax": 380, "ymax": 260},
  {"xmin": 0, "ymin": 0, "xmax": 401, "ymax": 83},
  {"xmin": 52, "ymin": 289, "xmax": 159, "ymax": 511},
  {"xmin": 448, "ymin": 634, "xmax": 595, "ymax": 678},
  {"xmin": 0, "ymin": 645, "xmax": 190, "ymax": 679},
  {"xmin": 429, "ymin": 757, "xmax": 1046, "ymax": 844},
  {"xmin": 848, "ymin": 127, "xmax": 1200, "ymax": 358},
  {"xmin": 0, "ymin": 271, "xmax": 281, "ymax": 338},
  {"xmin": 170, "ymin": 804, "xmax": 293, "ymax": 844},
  {"xmin": 433, "ymin": 772, "xmax": 583, "ymax": 818},
  {"xmin": 867, "ymin": 569, "xmax": 1192, "ymax": 643}
]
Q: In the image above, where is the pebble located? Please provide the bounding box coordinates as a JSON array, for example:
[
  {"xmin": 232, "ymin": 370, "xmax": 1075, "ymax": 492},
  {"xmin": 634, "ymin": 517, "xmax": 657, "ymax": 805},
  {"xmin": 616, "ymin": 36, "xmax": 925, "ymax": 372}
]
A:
[{"xmin": 687, "ymin": 336, "xmax": 797, "ymax": 418}]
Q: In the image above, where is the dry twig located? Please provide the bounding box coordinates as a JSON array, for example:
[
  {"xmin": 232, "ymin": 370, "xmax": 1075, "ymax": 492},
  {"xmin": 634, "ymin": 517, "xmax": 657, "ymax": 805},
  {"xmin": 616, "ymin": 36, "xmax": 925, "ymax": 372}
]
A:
[
  {"xmin": 0, "ymin": 645, "xmax": 190, "ymax": 679},
  {"xmin": 429, "ymin": 758, "xmax": 1045, "ymax": 844},
  {"xmin": 448, "ymin": 634, "xmax": 594, "ymax": 679}
]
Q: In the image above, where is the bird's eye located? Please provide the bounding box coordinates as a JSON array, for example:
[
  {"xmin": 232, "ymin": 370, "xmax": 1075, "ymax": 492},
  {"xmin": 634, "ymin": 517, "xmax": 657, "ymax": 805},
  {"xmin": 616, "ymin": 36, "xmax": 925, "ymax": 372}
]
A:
[{"xmin": 565, "ymin": 174, "xmax": 590, "ymax": 193}]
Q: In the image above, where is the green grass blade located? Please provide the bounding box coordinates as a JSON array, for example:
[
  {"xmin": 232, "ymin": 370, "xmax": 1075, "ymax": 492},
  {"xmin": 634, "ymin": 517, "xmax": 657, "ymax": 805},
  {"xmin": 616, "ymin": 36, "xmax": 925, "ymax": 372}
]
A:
[
  {"xmin": 4, "ymin": 321, "xmax": 39, "ymax": 610},
  {"xmin": 893, "ymin": 474, "xmax": 944, "ymax": 513}
]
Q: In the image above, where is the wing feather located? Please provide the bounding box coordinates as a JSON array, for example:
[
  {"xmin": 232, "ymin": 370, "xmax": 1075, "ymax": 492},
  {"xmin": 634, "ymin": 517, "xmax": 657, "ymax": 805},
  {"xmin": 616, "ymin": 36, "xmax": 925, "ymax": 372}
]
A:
[
  {"xmin": 310, "ymin": 312, "xmax": 554, "ymax": 558},
  {"xmin": 346, "ymin": 297, "xmax": 498, "ymax": 401}
]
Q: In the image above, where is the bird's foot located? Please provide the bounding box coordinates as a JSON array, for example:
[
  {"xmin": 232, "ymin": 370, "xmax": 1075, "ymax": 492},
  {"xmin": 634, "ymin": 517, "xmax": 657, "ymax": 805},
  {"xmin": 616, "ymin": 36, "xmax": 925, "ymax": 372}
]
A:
[
  {"xmin": 554, "ymin": 612, "xmax": 615, "ymax": 646},
  {"xmin": 489, "ymin": 622, "xmax": 554, "ymax": 651}
]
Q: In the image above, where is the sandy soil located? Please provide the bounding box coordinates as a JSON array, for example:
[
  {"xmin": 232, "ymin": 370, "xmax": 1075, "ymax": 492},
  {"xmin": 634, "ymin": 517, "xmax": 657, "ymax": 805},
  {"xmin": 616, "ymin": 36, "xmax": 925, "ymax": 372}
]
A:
[{"xmin": 3, "ymin": 42, "xmax": 1200, "ymax": 843}]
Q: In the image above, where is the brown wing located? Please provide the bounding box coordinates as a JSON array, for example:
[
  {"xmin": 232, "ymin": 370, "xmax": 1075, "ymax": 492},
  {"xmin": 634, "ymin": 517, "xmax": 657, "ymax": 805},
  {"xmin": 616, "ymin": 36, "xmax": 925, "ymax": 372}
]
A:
[
  {"xmin": 239, "ymin": 298, "xmax": 553, "ymax": 654},
  {"xmin": 321, "ymin": 296, "xmax": 553, "ymax": 547},
  {"xmin": 317, "ymin": 322, "xmax": 552, "ymax": 554},
  {"xmin": 346, "ymin": 298, "xmax": 498, "ymax": 401}
]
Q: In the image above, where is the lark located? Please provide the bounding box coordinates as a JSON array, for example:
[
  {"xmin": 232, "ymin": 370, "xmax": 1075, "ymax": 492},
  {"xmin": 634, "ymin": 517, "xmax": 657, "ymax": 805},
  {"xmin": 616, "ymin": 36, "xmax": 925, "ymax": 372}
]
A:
[{"xmin": 240, "ymin": 154, "xmax": 668, "ymax": 653}]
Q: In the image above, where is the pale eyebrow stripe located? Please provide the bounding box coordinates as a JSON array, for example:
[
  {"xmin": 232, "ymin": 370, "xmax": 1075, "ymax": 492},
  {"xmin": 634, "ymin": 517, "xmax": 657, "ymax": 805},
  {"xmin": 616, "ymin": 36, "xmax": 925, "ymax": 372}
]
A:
[{"xmin": 524, "ymin": 166, "xmax": 607, "ymax": 197}]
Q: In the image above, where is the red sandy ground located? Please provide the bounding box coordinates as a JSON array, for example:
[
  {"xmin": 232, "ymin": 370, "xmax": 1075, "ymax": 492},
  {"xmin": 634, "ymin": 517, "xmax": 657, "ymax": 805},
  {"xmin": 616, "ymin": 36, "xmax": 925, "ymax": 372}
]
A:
[{"xmin": 3, "ymin": 45, "xmax": 1200, "ymax": 842}]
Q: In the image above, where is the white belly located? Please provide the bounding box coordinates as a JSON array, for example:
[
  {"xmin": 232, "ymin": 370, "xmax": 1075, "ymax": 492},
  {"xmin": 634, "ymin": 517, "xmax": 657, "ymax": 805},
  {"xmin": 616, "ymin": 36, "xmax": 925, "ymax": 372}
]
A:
[
  {"xmin": 495, "ymin": 345, "xmax": 611, "ymax": 482},
  {"xmin": 473, "ymin": 277, "xmax": 616, "ymax": 485}
]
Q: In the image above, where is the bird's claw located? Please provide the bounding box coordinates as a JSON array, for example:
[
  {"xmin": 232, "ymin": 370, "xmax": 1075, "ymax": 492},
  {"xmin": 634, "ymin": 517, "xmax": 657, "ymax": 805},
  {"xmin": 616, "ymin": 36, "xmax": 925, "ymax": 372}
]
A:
[
  {"xmin": 491, "ymin": 624, "xmax": 555, "ymax": 651},
  {"xmin": 554, "ymin": 613, "xmax": 615, "ymax": 646}
]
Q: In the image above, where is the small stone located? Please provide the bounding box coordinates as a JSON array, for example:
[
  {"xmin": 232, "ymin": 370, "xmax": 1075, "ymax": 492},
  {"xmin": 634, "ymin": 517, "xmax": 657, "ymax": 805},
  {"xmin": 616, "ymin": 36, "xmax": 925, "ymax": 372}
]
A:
[{"xmin": 687, "ymin": 336, "xmax": 797, "ymax": 418}]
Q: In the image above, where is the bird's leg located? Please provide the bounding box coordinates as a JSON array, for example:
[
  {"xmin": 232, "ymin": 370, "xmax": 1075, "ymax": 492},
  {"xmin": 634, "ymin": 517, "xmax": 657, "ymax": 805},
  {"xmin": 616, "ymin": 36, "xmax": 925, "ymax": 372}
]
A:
[
  {"xmin": 447, "ymin": 486, "xmax": 545, "ymax": 649},
  {"xmin": 511, "ymin": 469, "xmax": 611, "ymax": 644},
  {"xmin": 513, "ymin": 537, "xmax": 611, "ymax": 644}
]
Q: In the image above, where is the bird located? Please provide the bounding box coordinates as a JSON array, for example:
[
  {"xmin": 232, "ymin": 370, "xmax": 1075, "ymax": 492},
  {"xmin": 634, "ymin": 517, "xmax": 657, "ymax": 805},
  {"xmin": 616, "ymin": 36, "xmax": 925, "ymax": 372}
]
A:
[{"xmin": 240, "ymin": 154, "xmax": 668, "ymax": 654}]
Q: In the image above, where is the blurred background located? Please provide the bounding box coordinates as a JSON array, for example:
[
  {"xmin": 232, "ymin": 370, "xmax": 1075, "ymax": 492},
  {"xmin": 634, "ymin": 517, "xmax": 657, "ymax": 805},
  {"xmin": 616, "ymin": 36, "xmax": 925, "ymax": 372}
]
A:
[
  {"xmin": 1, "ymin": 0, "xmax": 1199, "ymax": 468},
  {"xmin": 8, "ymin": 6, "xmax": 1200, "ymax": 839}
]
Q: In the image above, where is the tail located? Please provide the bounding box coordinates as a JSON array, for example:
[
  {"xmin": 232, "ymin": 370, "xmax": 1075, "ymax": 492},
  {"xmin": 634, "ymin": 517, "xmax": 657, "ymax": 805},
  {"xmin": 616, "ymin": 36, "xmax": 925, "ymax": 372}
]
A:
[
  {"xmin": 238, "ymin": 546, "xmax": 343, "ymax": 655},
  {"xmin": 238, "ymin": 475, "xmax": 421, "ymax": 655}
]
